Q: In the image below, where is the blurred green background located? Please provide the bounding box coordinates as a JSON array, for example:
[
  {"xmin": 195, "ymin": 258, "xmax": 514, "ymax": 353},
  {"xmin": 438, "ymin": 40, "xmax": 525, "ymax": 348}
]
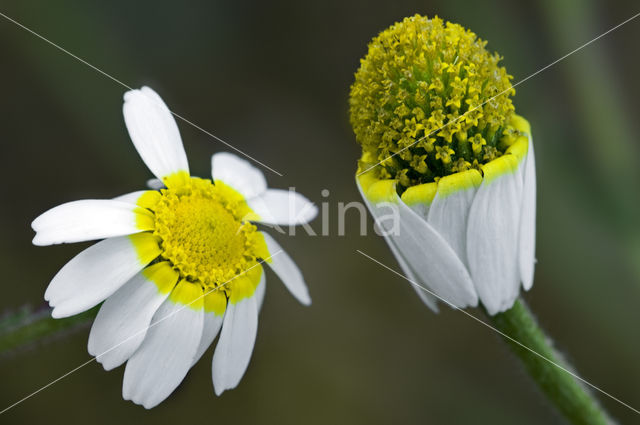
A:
[{"xmin": 1, "ymin": 0, "xmax": 639, "ymax": 423}]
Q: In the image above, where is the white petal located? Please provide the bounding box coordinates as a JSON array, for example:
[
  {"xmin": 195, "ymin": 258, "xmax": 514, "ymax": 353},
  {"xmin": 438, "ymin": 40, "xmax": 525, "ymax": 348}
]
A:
[
  {"xmin": 113, "ymin": 190, "xmax": 148, "ymax": 205},
  {"xmin": 191, "ymin": 312, "xmax": 224, "ymax": 366},
  {"xmin": 356, "ymin": 178, "xmax": 477, "ymax": 309},
  {"xmin": 357, "ymin": 177, "xmax": 438, "ymax": 312},
  {"xmin": 427, "ymin": 170, "xmax": 482, "ymax": 268},
  {"xmin": 255, "ymin": 271, "xmax": 267, "ymax": 312},
  {"xmin": 518, "ymin": 136, "xmax": 536, "ymax": 291},
  {"xmin": 411, "ymin": 283, "xmax": 440, "ymax": 312},
  {"xmin": 32, "ymin": 200, "xmax": 153, "ymax": 246},
  {"xmin": 123, "ymin": 282, "xmax": 204, "ymax": 409},
  {"xmin": 212, "ymin": 296, "xmax": 258, "ymax": 395},
  {"xmin": 260, "ymin": 232, "xmax": 311, "ymax": 306},
  {"xmin": 467, "ymin": 156, "xmax": 523, "ymax": 315},
  {"xmin": 88, "ymin": 262, "xmax": 178, "ymax": 370},
  {"xmin": 395, "ymin": 200, "xmax": 478, "ymax": 308},
  {"xmin": 211, "ymin": 152, "xmax": 267, "ymax": 200},
  {"xmin": 146, "ymin": 178, "xmax": 165, "ymax": 190},
  {"xmin": 123, "ymin": 86, "xmax": 189, "ymax": 181},
  {"xmin": 249, "ymin": 189, "xmax": 318, "ymax": 225},
  {"xmin": 45, "ymin": 234, "xmax": 161, "ymax": 318},
  {"xmin": 192, "ymin": 290, "xmax": 228, "ymax": 366},
  {"xmin": 386, "ymin": 236, "xmax": 438, "ymax": 312}
]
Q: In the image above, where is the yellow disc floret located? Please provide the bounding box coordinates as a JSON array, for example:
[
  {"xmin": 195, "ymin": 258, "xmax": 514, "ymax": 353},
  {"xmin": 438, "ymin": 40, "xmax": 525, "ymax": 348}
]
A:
[
  {"xmin": 350, "ymin": 14, "xmax": 521, "ymax": 189},
  {"xmin": 139, "ymin": 174, "xmax": 268, "ymax": 298}
]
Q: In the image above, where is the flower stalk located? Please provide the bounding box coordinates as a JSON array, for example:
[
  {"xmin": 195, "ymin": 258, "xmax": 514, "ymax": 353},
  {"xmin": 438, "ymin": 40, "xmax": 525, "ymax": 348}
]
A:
[
  {"xmin": 488, "ymin": 299, "xmax": 614, "ymax": 425},
  {"xmin": 0, "ymin": 305, "xmax": 97, "ymax": 356}
]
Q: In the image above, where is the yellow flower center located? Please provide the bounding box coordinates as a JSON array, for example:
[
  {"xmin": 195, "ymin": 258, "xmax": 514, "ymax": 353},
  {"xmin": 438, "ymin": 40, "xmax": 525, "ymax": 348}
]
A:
[
  {"xmin": 139, "ymin": 173, "xmax": 268, "ymax": 293},
  {"xmin": 349, "ymin": 14, "xmax": 522, "ymax": 190}
]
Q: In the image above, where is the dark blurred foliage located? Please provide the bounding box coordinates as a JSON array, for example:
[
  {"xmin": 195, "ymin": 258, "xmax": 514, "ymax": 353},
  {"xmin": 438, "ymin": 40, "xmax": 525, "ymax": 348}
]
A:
[{"xmin": 0, "ymin": 0, "xmax": 639, "ymax": 423}]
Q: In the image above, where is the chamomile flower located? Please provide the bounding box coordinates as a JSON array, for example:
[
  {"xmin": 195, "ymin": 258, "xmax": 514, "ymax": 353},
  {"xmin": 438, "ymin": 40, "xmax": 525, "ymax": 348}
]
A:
[
  {"xmin": 32, "ymin": 86, "xmax": 317, "ymax": 408},
  {"xmin": 350, "ymin": 15, "xmax": 536, "ymax": 314}
]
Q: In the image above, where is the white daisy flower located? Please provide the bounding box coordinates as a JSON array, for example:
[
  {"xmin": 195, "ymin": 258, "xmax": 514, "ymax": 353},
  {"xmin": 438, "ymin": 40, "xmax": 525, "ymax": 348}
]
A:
[
  {"xmin": 32, "ymin": 86, "xmax": 317, "ymax": 408},
  {"xmin": 350, "ymin": 15, "xmax": 536, "ymax": 315}
]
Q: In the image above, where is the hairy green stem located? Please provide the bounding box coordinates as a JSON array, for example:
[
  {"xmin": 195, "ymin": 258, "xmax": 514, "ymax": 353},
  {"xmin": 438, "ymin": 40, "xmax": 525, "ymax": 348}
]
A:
[
  {"xmin": 488, "ymin": 299, "xmax": 614, "ymax": 425},
  {"xmin": 0, "ymin": 305, "xmax": 98, "ymax": 357}
]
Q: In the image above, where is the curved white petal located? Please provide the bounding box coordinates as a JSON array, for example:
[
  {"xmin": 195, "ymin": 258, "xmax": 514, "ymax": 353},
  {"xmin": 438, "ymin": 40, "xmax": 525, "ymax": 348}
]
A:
[
  {"xmin": 45, "ymin": 234, "xmax": 161, "ymax": 318},
  {"xmin": 249, "ymin": 189, "xmax": 318, "ymax": 225},
  {"xmin": 32, "ymin": 200, "xmax": 153, "ymax": 246},
  {"xmin": 212, "ymin": 295, "xmax": 258, "ymax": 395},
  {"xmin": 113, "ymin": 190, "xmax": 148, "ymax": 205},
  {"xmin": 386, "ymin": 236, "xmax": 439, "ymax": 312},
  {"xmin": 410, "ymin": 282, "xmax": 439, "ymax": 312},
  {"xmin": 123, "ymin": 282, "xmax": 204, "ymax": 409},
  {"xmin": 255, "ymin": 271, "xmax": 267, "ymax": 312},
  {"xmin": 191, "ymin": 311, "xmax": 224, "ymax": 366},
  {"xmin": 467, "ymin": 156, "xmax": 523, "ymax": 315},
  {"xmin": 357, "ymin": 178, "xmax": 438, "ymax": 312},
  {"xmin": 146, "ymin": 178, "xmax": 165, "ymax": 190},
  {"xmin": 427, "ymin": 170, "xmax": 482, "ymax": 269},
  {"xmin": 260, "ymin": 232, "xmax": 311, "ymax": 306},
  {"xmin": 123, "ymin": 86, "xmax": 189, "ymax": 181},
  {"xmin": 192, "ymin": 290, "xmax": 227, "ymax": 366},
  {"xmin": 212, "ymin": 152, "xmax": 267, "ymax": 200},
  {"xmin": 356, "ymin": 178, "xmax": 477, "ymax": 309},
  {"xmin": 394, "ymin": 200, "xmax": 478, "ymax": 308},
  {"xmin": 518, "ymin": 136, "xmax": 536, "ymax": 291},
  {"xmin": 88, "ymin": 262, "xmax": 178, "ymax": 370}
]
